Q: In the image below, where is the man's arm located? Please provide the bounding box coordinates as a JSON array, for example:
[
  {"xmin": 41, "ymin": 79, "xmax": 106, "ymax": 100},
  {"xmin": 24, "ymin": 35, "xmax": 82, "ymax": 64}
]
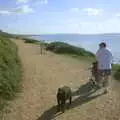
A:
[
  {"xmin": 109, "ymin": 50, "xmax": 113, "ymax": 63},
  {"xmin": 96, "ymin": 49, "xmax": 100, "ymax": 61},
  {"xmin": 108, "ymin": 49, "xmax": 114, "ymax": 66}
]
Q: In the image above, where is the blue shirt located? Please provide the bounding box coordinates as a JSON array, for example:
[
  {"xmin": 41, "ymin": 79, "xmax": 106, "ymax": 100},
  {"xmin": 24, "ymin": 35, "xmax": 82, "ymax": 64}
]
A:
[{"xmin": 96, "ymin": 48, "xmax": 113, "ymax": 70}]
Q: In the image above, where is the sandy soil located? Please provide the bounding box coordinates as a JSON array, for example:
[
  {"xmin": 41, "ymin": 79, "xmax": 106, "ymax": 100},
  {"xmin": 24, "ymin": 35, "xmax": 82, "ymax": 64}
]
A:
[{"xmin": 3, "ymin": 39, "xmax": 120, "ymax": 120}]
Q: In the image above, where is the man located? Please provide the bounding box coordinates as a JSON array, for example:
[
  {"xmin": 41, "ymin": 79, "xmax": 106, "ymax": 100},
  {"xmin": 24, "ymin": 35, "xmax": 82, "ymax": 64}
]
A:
[{"xmin": 96, "ymin": 42, "xmax": 113, "ymax": 93}]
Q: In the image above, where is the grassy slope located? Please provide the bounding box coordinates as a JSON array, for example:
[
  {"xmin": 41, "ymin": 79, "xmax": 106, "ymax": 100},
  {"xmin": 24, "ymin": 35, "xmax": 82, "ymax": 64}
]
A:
[
  {"xmin": 0, "ymin": 35, "xmax": 21, "ymax": 115},
  {"xmin": 46, "ymin": 42, "xmax": 95, "ymax": 57},
  {"xmin": 0, "ymin": 30, "xmax": 14, "ymax": 38}
]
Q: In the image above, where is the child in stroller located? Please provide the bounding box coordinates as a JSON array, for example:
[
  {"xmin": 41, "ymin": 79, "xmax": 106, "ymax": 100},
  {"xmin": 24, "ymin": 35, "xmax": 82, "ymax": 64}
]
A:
[
  {"xmin": 89, "ymin": 61, "xmax": 100, "ymax": 89},
  {"xmin": 89, "ymin": 61, "xmax": 110, "ymax": 93}
]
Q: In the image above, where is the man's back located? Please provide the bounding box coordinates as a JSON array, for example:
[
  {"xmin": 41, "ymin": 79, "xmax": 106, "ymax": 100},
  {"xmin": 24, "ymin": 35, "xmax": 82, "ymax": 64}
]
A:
[{"xmin": 96, "ymin": 48, "xmax": 113, "ymax": 70}]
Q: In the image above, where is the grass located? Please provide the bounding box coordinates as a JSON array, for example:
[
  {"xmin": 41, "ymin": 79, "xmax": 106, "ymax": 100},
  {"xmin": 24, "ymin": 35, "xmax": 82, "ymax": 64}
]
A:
[
  {"xmin": 46, "ymin": 42, "xmax": 95, "ymax": 59},
  {"xmin": 0, "ymin": 30, "xmax": 14, "ymax": 38},
  {"xmin": 0, "ymin": 36, "xmax": 21, "ymax": 115},
  {"xmin": 23, "ymin": 38, "xmax": 49, "ymax": 47},
  {"xmin": 59, "ymin": 54, "xmax": 95, "ymax": 64},
  {"xmin": 23, "ymin": 38, "xmax": 40, "ymax": 44},
  {"xmin": 112, "ymin": 64, "xmax": 120, "ymax": 71},
  {"xmin": 112, "ymin": 64, "xmax": 120, "ymax": 81}
]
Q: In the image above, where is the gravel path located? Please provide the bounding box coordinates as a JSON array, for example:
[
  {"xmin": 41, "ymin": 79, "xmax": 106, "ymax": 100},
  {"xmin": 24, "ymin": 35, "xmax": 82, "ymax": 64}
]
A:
[{"xmin": 4, "ymin": 39, "xmax": 120, "ymax": 120}]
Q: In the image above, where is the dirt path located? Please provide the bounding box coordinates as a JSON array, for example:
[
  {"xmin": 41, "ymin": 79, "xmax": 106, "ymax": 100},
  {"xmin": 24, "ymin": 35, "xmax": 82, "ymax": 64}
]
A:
[{"xmin": 4, "ymin": 39, "xmax": 120, "ymax": 120}]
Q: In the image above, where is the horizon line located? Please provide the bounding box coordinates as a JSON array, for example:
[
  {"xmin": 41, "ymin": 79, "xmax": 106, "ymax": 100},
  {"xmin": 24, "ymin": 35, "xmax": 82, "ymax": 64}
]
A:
[{"xmin": 12, "ymin": 32, "xmax": 120, "ymax": 36}]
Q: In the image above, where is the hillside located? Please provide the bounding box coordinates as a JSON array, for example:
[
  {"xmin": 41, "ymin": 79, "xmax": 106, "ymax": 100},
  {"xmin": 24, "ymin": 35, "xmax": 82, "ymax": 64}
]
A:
[
  {"xmin": 3, "ymin": 39, "xmax": 120, "ymax": 120},
  {"xmin": 0, "ymin": 30, "xmax": 14, "ymax": 38},
  {"xmin": 0, "ymin": 35, "xmax": 21, "ymax": 118}
]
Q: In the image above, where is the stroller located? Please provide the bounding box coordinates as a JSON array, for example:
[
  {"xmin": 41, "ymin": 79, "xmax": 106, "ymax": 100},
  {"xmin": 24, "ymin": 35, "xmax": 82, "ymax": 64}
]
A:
[
  {"xmin": 89, "ymin": 61, "xmax": 100, "ymax": 90},
  {"xmin": 89, "ymin": 61, "xmax": 110, "ymax": 93}
]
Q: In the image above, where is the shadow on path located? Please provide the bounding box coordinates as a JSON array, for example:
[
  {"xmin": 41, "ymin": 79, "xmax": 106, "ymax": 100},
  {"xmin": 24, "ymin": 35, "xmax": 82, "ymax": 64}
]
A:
[{"xmin": 36, "ymin": 82, "xmax": 106, "ymax": 120}]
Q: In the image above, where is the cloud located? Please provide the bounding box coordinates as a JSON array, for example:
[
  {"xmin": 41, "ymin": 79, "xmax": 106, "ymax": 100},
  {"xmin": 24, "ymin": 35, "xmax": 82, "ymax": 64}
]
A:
[
  {"xmin": 115, "ymin": 13, "xmax": 120, "ymax": 17},
  {"xmin": 34, "ymin": 0, "xmax": 48, "ymax": 5},
  {"xmin": 69, "ymin": 7, "xmax": 103, "ymax": 16},
  {"xmin": 16, "ymin": 0, "xmax": 30, "ymax": 3},
  {"xmin": 83, "ymin": 8, "xmax": 103, "ymax": 16},
  {"xmin": 13, "ymin": 5, "xmax": 34, "ymax": 14},
  {"xmin": 16, "ymin": 0, "xmax": 48, "ymax": 5},
  {"xmin": 40, "ymin": 0, "xmax": 48, "ymax": 4},
  {"xmin": 0, "ymin": 10, "xmax": 11, "ymax": 15},
  {"xmin": 79, "ymin": 18, "xmax": 120, "ymax": 33},
  {"xmin": 70, "ymin": 8, "xmax": 80, "ymax": 12},
  {"xmin": 61, "ymin": 18, "xmax": 120, "ymax": 34},
  {"xmin": 0, "ymin": 5, "xmax": 34, "ymax": 15}
]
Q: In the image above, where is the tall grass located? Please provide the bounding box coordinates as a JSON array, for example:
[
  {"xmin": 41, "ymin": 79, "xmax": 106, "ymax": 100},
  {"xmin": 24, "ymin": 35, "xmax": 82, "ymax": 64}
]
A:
[
  {"xmin": 0, "ymin": 30, "xmax": 14, "ymax": 38},
  {"xmin": 113, "ymin": 64, "xmax": 120, "ymax": 81},
  {"xmin": 0, "ymin": 36, "xmax": 21, "ymax": 115}
]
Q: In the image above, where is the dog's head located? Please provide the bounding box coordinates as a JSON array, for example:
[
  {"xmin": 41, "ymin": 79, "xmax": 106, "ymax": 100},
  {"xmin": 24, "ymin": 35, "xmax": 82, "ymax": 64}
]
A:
[{"xmin": 57, "ymin": 88, "xmax": 63, "ymax": 94}]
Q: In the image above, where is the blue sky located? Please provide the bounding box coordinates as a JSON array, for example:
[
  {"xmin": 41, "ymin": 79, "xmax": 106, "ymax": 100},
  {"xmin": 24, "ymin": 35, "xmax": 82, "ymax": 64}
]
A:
[{"xmin": 1, "ymin": 0, "xmax": 120, "ymax": 34}]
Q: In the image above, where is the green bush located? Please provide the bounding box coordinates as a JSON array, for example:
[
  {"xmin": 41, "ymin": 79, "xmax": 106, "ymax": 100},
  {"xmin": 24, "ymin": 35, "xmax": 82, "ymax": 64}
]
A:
[
  {"xmin": 0, "ymin": 36, "xmax": 21, "ymax": 100},
  {"xmin": 42, "ymin": 42, "xmax": 49, "ymax": 47},
  {"xmin": 23, "ymin": 38, "xmax": 40, "ymax": 44},
  {"xmin": 113, "ymin": 64, "xmax": 120, "ymax": 81},
  {"xmin": 46, "ymin": 42, "xmax": 95, "ymax": 57}
]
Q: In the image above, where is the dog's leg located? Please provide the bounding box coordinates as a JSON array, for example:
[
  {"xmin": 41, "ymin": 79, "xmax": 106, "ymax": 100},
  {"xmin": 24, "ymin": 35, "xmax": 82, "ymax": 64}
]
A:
[
  {"xmin": 61, "ymin": 100, "xmax": 66, "ymax": 113},
  {"xmin": 69, "ymin": 96, "xmax": 72, "ymax": 104},
  {"xmin": 67, "ymin": 96, "xmax": 72, "ymax": 109},
  {"xmin": 57, "ymin": 97, "xmax": 61, "ymax": 112}
]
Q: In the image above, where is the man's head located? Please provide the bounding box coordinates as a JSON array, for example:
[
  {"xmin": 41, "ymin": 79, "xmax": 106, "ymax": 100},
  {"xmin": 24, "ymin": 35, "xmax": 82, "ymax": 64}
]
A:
[{"xmin": 99, "ymin": 42, "xmax": 106, "ymax": 48}]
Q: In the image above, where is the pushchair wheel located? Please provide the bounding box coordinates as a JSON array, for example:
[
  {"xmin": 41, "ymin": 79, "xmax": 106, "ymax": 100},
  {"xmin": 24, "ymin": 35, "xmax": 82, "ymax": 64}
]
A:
[
  {"xmin": 103, "ymin": 80, "xmax": 109, "ymax": 87},
  {"xmin": 89, "ymin": 78, "xmax": 97, "ymax": 89},
  {"xmin": 89, "ymin": 78, "xmax": 100, "ymax": 90}
]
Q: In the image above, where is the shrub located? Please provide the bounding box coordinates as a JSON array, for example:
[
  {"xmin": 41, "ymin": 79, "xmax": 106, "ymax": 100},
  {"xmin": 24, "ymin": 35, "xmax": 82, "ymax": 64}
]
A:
[
  {"xmin": 23, "ymin": 38, "xmax": 40, "ymax": 44},
  {"xmin": 46, "ymin": 42, "xmax": 95, "ymax": 57},
  {"xmin": 113, "ymin": 64, "xmax": 120, "ymax": 81}
]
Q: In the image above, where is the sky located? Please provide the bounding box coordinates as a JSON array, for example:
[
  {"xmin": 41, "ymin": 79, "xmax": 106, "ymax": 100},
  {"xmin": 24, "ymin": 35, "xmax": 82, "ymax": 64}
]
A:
[{"xmin": 1, "ymin": 0, "xmax": 120, "ymax": 34}]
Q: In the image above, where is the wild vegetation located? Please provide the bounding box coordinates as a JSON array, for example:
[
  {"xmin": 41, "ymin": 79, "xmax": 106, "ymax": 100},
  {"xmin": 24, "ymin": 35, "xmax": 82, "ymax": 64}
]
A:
[
  {"xmin": 0, "ymin": 33, "xmax": 21, "ymax": 116},
  {"xmin": 0, "ymin": 30, "xmax": 14, "ymax": 38},
  {"xmin": 23, "ymin": 38, "xmax": 40, "ymax": 44},
  {"xmin": 112, "ymin": 64, "xmax": 120, "ymax": 81},
  {"xmin": 46, "ymin": 42, "xmax": 95, "ymax": 57}
]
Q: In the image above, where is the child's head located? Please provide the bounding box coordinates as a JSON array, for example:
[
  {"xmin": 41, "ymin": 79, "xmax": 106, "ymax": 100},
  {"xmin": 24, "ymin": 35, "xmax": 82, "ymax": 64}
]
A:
[
  {"xmin": 92, "ymin": 61, "xmax": 97, "ymax": 65},
  {"xmin": 92, "ymin": 61, "xmax": 98, "ymax": 68}
]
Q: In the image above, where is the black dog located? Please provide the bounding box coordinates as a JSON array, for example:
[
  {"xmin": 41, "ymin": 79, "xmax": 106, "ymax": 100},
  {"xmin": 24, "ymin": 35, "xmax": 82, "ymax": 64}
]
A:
[{"xmin": 57, "ymin": 85, "xmax": 72, "ymax": 113}]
